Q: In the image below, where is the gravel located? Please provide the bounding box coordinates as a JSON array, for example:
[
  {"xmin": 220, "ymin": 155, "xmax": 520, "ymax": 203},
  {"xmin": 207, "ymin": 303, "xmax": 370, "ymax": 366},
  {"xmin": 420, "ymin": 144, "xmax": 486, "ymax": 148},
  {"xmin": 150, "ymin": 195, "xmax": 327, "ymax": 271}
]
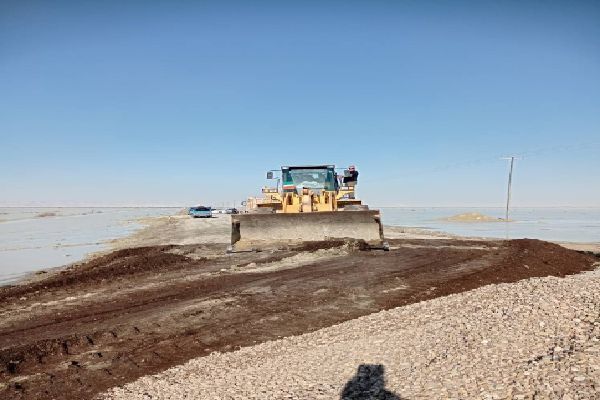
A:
[{"xmin": 102, "ymin": 266, "xmax": 600, "ymax": 400}]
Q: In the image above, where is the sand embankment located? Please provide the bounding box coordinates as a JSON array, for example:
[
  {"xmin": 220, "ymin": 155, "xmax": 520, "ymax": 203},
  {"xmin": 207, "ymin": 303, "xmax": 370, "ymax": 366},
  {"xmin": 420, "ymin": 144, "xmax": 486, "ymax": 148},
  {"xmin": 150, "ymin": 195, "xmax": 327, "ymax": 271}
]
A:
[
  {"xmin": 440, "ymin": 212, "xmax": 506, "ymax": 222},
  {"xmin": 0, "ymin": 228, "xmax": 597, "ymax": 400}
]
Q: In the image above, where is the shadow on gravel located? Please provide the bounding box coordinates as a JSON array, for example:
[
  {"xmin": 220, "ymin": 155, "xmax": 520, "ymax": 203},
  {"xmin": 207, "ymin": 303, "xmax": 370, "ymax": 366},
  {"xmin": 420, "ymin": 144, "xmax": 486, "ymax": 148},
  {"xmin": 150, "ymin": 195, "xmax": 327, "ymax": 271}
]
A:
[{"xmin": 341, "ymin": 364, "xmax": 404, "ymax": 399}]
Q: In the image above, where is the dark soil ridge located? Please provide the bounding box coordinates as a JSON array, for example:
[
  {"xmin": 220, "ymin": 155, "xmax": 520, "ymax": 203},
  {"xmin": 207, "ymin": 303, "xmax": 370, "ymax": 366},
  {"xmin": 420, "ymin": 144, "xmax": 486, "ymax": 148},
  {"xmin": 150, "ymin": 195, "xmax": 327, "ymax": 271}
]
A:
[{"xmin": 0, "ymin": 238, "xmax": 597, "ymax": 400}]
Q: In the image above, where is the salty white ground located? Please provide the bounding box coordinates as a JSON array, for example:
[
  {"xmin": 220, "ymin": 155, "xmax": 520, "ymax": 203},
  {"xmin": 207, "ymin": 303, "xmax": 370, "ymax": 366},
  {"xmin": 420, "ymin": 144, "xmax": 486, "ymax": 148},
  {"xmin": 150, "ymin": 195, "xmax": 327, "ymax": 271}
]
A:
[{"xmin": 102, "ymin": 263, "xmax": 600, "ymax": 400}]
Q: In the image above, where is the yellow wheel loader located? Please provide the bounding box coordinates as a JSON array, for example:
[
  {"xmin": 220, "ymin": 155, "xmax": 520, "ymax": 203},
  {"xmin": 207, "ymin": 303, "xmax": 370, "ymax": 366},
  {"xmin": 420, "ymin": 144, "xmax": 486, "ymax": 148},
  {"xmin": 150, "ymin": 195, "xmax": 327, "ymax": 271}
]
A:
[{"xmin": 230, "ymin": 165, "xmax": 386, "ymax": 251}]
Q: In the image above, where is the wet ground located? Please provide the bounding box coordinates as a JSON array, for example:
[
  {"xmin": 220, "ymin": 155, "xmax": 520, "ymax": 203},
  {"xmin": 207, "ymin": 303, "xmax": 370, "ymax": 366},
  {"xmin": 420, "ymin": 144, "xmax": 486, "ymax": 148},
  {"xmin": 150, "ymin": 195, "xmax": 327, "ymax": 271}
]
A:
[{"xmin": 0, "ymin": 238, "xmax": 597, "ymax": 400}]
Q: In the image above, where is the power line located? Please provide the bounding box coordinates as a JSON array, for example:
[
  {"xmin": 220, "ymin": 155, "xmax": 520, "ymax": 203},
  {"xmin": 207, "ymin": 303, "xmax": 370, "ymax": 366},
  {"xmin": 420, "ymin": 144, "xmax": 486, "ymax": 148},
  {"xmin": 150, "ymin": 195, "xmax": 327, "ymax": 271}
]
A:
[{"xmin": 372, "ymin": 140, "xmax": 599, "ymax": 181}]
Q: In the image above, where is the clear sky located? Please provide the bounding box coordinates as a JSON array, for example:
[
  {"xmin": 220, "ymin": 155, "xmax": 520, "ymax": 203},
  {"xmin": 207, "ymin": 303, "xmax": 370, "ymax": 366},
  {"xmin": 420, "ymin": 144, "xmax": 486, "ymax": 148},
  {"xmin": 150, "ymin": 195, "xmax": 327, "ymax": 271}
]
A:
[{"xmin": 1, "ymin": 1, "xmax": 599, "ymax": 207}]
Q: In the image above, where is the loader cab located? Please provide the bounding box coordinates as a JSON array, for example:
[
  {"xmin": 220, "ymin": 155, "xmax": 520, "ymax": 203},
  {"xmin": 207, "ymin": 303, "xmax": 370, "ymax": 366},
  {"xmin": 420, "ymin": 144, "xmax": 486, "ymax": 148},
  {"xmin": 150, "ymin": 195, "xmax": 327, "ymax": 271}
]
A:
[{"xmin": 280, "ymin": 165, "xmax": 337, "ymax": 194}]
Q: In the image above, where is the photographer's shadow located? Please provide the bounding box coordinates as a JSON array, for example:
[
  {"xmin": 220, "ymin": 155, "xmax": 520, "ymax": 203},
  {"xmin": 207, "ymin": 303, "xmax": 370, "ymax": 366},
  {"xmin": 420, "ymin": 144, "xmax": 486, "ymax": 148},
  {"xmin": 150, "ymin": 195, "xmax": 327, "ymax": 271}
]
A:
[{"xmin": 341, "ymin": 364, "xmax": 404, "ymax": 400}]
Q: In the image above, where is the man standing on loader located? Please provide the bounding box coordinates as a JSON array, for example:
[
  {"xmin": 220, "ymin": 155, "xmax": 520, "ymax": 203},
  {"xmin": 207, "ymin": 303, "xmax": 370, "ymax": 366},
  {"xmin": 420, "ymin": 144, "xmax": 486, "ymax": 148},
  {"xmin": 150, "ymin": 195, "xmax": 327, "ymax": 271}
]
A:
[
  {"xmin": 342, "ymin": 165, "xmax": 359, "ymax": 198},
  {"xmin": 343, "ymin": 165, "xmax": 359, "ymax": 185}
]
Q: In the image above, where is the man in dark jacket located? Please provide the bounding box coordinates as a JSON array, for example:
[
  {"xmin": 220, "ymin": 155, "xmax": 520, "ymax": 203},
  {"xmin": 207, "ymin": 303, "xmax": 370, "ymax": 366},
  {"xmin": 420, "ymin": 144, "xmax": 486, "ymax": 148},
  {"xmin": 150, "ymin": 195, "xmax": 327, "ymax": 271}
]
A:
[{"xmin": 343, "ymin": 165, "xmax": 359, "ymax": 185}]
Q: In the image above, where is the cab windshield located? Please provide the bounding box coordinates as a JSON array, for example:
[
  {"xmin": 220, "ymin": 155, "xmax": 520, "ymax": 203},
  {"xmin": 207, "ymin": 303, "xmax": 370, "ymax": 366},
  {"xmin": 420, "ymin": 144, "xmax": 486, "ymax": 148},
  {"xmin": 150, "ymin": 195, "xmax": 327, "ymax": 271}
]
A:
[{"xmin": 282, "ymin": 168, "xmax": 336, "ymax": 191}]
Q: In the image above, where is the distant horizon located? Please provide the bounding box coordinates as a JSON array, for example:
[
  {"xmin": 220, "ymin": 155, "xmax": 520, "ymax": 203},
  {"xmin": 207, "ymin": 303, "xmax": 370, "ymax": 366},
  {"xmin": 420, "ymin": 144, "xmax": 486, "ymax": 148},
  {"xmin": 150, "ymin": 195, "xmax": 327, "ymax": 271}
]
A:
[{"xmin": 2, "ymin": 204, "xmax": 600, "ymax": 209}]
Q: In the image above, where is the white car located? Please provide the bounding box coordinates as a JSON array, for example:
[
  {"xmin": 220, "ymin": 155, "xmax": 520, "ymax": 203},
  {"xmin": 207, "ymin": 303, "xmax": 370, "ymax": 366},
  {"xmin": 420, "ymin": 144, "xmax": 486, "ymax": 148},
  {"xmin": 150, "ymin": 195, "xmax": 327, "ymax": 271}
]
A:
[{"xmin": 213, "ymin": 208, "xmax": 239, "ymax": 214}]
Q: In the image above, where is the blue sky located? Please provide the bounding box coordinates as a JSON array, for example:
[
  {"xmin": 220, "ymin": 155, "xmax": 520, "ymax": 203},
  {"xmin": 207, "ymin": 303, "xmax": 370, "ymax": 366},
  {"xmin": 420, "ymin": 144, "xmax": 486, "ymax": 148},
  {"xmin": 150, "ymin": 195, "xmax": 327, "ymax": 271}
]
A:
[{"xmin": 1, "ymin": 1, "xmax": 599, "ymax": 207}]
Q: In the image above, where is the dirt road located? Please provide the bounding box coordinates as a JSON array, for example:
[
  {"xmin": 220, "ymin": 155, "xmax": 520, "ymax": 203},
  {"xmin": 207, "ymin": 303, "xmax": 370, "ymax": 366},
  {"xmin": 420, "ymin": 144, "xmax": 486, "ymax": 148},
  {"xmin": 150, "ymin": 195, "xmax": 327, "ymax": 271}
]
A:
[{"xmin": 0, "ymin": 234, "xmax": 597, "ymax": 400}]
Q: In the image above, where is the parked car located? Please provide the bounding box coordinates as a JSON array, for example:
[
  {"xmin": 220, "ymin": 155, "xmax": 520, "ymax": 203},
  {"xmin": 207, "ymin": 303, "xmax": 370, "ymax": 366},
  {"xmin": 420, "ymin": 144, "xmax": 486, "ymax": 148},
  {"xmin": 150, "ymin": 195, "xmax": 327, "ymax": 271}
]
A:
[
  {"xmin": 213, "ymin": 208, "xmax": 239, "ymax": 214},
  {"xmin": 188, "ymin": 206, "xmax": 212, "ymax": 218}
]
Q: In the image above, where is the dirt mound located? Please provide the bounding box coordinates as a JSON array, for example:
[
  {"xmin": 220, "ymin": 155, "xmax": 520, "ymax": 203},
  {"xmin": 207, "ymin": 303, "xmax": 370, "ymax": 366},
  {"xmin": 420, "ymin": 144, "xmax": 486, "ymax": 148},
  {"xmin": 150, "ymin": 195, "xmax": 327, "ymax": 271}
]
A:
[
  {"xmin": 35, "ymin": 212, "xmax": 57, "ymax": 218},
  {"xmin": 495, "ymin": 239, "xmax": 595, "ymax": 278},
  {"xmin": 289, "ymin": 239, "xmax": 371, "ymax": 252},
  {"xmin": 390, "ymin": 239, "xmax": 597, "ymax": 305},
  {"xmin": 0, "ymin": 246, "xmax": 207, "ymax": 301},
  {"xmin": 442, "ymin": 212, "xmax": 504, "ymax": 222}
]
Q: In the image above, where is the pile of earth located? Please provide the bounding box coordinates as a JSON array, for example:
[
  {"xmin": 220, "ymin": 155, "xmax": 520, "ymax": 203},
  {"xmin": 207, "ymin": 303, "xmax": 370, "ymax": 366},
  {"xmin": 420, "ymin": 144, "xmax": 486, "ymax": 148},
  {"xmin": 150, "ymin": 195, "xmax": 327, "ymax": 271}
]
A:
[{"xmin": 441, "ymin": 212, "xmax": 505, "ymax": 222}]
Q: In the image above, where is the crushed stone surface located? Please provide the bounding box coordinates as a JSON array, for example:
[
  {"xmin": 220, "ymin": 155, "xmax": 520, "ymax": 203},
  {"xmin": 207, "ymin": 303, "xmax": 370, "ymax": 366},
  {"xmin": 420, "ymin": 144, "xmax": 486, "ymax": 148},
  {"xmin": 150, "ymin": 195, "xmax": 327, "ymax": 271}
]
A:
[{"xmin": 103, "ymin": 266, "xmax": 600, "ymax": 400}]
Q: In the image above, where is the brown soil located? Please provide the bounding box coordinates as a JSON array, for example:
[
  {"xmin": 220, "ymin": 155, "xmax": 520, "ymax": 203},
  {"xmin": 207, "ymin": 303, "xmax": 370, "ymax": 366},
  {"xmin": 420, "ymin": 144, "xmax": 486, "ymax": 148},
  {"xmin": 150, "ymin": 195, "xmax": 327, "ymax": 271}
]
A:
[
  {"xmin": 35, "ymin": 212, "xmax": 58, "ymax": 218},
  {"xmin": 441, "ymin": 212, "xmax": 504, "ymax": 222},
  {"xmin": 0, "ymin": 239, "xmax": 596, "ymax": 400}
]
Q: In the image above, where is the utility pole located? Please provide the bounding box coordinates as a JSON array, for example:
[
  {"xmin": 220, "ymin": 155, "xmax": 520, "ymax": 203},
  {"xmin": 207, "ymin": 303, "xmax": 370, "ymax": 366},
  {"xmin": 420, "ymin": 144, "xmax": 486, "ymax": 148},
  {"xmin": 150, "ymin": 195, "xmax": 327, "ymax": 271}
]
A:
[{"xmin": 501, "ymin": 156, "xmax": 519, "ymax": 221}]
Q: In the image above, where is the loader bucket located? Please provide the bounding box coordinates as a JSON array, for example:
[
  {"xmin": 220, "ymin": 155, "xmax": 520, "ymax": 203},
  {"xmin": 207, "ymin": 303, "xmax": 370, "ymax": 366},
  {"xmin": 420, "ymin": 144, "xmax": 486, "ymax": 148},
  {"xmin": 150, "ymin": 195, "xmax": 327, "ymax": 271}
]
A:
[{"xmin": 230, "ymin": 210, "xmax": 384, "ymax": 250}]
